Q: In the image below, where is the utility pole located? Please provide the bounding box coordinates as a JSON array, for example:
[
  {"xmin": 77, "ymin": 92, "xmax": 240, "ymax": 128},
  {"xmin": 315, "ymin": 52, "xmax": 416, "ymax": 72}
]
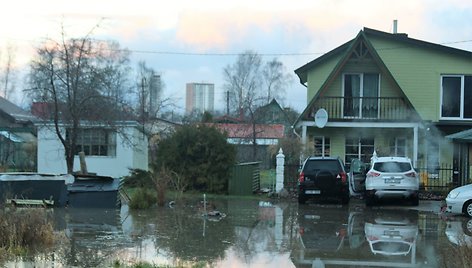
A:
[{"xmin": 226, "ymin": 90, "xmax": 229, "ymax": 116}]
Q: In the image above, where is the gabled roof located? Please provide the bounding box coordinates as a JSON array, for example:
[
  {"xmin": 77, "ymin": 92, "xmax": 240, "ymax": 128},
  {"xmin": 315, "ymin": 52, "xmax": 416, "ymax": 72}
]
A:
[
  {"xmin": 294, "ymin": 27, "xmax": 447, "ymax": 124},
  {"xmin": 209, "ymin": 123, "xmax": 285, "ymax": 139},
  {"xmin": 363, "ymin": 27, "xmax": 472, "ymax": 58},
  {"xmin": 295, "ymin": 27, "xmax": 472, "ymax": 85},
  {"xmin": 0, "ymin": 97, "xmax": 37, "ymax": 124}
]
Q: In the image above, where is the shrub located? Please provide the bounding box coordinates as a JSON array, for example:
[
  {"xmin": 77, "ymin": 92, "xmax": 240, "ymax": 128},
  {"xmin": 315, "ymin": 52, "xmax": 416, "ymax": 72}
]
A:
[
  {"xmin": 123, "ymin": 169, "xmax": 153, "ymax": 189},
  {"xmin": 154, "ymin": 124, "xmax": 236, "ymax": 194},
  {"xmin": 129, "ymin": 187, "xmax": 157, "ymax": 209}
]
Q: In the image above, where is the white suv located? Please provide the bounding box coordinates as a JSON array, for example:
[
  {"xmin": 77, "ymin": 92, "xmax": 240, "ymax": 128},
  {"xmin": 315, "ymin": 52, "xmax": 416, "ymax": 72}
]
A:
[{"xmin": 365, "ymin": 156, "xmax": 419, "ymax": 206}]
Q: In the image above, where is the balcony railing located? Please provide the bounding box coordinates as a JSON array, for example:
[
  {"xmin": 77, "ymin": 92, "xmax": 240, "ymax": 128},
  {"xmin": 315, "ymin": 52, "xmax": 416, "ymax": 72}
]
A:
[{"xmin": 312, "ymin": 97, "xmax": 413, "ymax": 121}]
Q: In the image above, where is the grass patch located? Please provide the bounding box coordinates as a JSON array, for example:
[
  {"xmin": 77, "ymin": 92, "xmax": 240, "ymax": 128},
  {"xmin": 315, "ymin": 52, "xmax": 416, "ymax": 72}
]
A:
[
  {"xmin": 113, "ymin": 260, "xmax": 208, "ymax": 268},
  {"xmin": 0, "ymin": 208, "xmax": 55, "ymax": 261},
  {"xmin": 260, "ymin": 169, "xmax": 276, "ymax": 189},
  {"xmin": 439, "ymin": 242, "xmax": 472, "ymax": 267}
]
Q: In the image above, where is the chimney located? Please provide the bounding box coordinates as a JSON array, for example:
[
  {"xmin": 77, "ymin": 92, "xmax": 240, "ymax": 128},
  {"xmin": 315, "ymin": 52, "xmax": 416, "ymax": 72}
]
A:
[{"xmin": 393, "ymin": 20, "xmax": 398, "ymax": 34}]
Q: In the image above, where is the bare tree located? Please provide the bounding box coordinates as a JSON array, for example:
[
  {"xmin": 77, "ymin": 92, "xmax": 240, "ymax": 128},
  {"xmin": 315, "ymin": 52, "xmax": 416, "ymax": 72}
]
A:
[
  {"xmin": 223, "ymin": 51, "xmax": 267, "ymax": 161},
  {"xmin": 223, "ymin": 50, "xmax": 263, "ymax": 118},
  {"xmin": 0, "ymin": 44, "xmax": 17, "ymax": 100},
  {"xmin": 223, "ymin": 52, "xmax": 293, "ymax": 162},
  {"xmin": 262, "ymin": 58, "xmax": 292, "ymax": 104},
  {"xmin": 26, "ymin": 26, "xmax": 131, "ymax": 173}
]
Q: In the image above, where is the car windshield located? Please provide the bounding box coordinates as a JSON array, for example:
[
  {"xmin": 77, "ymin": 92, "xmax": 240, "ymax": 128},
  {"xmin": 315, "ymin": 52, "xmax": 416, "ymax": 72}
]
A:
[
  {"xmin": 304, "ymin": 160, "xmax": 341, "ymax": 172},
  {"xmin": 373, "ymin": 162, "xmax": 412, "ymax": 172}
]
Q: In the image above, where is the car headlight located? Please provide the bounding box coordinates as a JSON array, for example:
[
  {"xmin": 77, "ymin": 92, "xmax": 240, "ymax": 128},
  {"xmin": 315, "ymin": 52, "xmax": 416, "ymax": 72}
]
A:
[{"xmin": 448, "ymin": 191, "xmax": 460, "ymax": 199}]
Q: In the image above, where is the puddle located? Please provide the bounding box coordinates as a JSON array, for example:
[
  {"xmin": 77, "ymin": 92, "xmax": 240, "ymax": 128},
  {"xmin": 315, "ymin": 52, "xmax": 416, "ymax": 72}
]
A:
[{"xmin": 2, "ymin": 198, "xmax": 469, "ymax": 267}]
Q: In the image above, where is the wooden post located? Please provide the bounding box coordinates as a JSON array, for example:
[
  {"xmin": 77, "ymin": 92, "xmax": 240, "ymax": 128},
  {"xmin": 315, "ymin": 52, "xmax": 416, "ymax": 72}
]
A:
[{"xmin": 79, "ymin": 151, "xmax": 88, "ymax": 175}]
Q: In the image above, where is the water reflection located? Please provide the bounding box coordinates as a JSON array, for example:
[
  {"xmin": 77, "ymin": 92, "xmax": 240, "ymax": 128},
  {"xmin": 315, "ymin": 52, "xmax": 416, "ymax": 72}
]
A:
[
  {"xmin": 445, "ymin": 217, "xmax": 472, "ymax": 246},
  {"xmin": 1, "ymin": 198, "xmax": 460, "ymax": 267},
  {"xmin": 292, "ymin": 205, "xmax": 429, "ymax": 267}
]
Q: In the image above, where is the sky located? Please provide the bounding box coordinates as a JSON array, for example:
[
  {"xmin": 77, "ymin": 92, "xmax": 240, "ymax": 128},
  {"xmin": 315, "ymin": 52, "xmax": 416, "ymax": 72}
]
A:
[{"xmin": 1, "ymin": 0, "xmax": 472, "ymax": 114}]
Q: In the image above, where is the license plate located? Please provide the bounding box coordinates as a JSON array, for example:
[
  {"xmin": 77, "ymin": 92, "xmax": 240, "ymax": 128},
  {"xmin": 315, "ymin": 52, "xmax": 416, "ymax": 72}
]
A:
[
  {"xmin": 305, "ymin": 190, "xmax": 321, "ymax": 194},
  {"xmin": 384, "ymin": 230, "xmax": 400, "ymax": 236},
  {"xmin": 385, "ymin": 179, "xmax": 400, "ymax": 184}
]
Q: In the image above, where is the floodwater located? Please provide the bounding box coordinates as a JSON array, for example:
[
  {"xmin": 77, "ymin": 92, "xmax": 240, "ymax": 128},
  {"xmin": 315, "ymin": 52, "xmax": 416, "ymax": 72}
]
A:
[{"xmin": 3, "ymin": 198, "xmax": 471, "ymax": 267}]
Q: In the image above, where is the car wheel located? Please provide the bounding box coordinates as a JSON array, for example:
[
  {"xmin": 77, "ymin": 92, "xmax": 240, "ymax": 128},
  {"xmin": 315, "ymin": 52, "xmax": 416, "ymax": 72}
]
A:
[
  {"xmin": 463, "ymin": 200, "xmax": 472, "ymax": 217},
  {"xmin": 462, "ymin": 219, "xmax": 472, "ymax": 236},
  {"xmin": 298, "ymin": 193, "xmax": 306, "ymax": 204}
]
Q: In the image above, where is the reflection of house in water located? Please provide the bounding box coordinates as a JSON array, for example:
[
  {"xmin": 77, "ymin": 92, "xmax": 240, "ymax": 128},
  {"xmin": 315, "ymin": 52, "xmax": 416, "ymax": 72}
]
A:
[
  {"xmin": 292, "ymin": 208, "xmax": 426, "ymax": 268},
  {"xmin": 53, "ymin": 208, "xmax": 127, "ymax": 267}
]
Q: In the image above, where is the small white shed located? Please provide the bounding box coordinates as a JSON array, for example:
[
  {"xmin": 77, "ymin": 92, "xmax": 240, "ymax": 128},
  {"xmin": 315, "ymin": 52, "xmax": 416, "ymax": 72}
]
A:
[{"xmin": 36, "ymin": 121, "xmax": 148, "ymax": 178}]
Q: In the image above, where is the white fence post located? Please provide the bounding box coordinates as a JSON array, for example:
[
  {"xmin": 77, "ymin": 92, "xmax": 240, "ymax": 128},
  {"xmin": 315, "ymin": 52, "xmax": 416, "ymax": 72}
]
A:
[{"xmin": 276, "ymin": 148, "xmax": 285, "ymax": 193}]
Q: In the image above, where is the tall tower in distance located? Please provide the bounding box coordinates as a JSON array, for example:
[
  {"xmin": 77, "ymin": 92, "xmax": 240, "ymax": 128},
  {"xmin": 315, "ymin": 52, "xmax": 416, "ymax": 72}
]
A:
[
  {"xmin": 185, "ymin": 82, "xmax": 215, "ymax": 114},
  {"xmin": 149, "ymin": 74, "xmax": 161, "ymax": 117}
]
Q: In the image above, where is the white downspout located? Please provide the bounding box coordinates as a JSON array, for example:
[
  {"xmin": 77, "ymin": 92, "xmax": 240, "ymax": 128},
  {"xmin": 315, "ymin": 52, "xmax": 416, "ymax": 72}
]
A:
[{"xmin": 413, "ymin": 125, "xmax": 418, "ymax": 168}]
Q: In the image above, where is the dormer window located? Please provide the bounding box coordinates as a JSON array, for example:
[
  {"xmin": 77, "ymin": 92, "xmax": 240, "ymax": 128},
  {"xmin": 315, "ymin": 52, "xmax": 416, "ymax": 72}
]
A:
[{"xmin": 441, "ymin": 75, "xmax": 472, "ymax": 119}]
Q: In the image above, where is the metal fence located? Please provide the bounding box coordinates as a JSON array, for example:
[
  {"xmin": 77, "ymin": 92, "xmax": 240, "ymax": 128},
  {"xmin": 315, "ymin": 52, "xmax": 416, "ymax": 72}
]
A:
[
  {"xmin": 416, "ymin": 163, "xmax": 456, "ymax": 196},
  {"xmin": 282, "ymin": 163, "xmax": 458, "ymax": 198}
]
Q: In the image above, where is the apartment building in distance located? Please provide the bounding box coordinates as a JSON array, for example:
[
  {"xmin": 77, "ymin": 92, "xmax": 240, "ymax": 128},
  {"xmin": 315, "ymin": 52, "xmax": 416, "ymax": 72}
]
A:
[{"xmin": 185, "ymin": 82, "xmax": 215, "ymax": 114}]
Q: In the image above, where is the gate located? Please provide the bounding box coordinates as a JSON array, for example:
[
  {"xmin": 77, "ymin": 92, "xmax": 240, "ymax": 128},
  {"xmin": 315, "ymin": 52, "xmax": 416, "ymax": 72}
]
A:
[{"xmin": 416, "ymin": 163, "xmax": 456, "ymax": 197}]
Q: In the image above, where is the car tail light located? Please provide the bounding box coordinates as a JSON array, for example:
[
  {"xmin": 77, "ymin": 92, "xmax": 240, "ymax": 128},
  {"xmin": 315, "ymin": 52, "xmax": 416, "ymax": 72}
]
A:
[
  {"xmin": 299, "ymin": 227, "xmax": 304, "ymax": 235},
  {"xmin": 367, "ymin": 235, "xmax": 379, "ymax": 241},
  {"xmin": 405, "ymin": 171, "xmax": 417, "ymax": 178},
  {"xmin": 338, "ymin": 172, "xmax": 347, "ymax": 183},
  {"xmin": 299, "ymin": 172, "xmax": 305, "ymax": 183},
  {"xmin": 367, "ymin": 171, "xmax": 381, "ymax": 177}
]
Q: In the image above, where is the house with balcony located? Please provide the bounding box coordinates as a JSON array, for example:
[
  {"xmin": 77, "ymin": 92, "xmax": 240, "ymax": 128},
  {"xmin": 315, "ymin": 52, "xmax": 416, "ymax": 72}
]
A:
[{"xmin": 294, "ymin": 27, "xmax": 472, "ymax": 186}]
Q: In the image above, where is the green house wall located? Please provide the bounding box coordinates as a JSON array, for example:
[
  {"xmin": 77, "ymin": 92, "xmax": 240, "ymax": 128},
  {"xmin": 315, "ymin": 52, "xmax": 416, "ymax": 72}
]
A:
[
  {"xmin": 306, "ymin": 54, "xmax": 343, "ymax": 101},
  {"xmin": 368, "ymin": 35, "xmax": 472, "ymax": 122},
  {"xmin": 322, "ymin": 58, "xmax": 402, "ymax": 98}
]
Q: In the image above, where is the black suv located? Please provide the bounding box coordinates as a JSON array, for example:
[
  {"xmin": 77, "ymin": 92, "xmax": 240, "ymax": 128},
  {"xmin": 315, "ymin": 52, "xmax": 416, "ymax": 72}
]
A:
[{"xmin": 298, "ymin": 157, "xmax": 349, "ymax": 204}]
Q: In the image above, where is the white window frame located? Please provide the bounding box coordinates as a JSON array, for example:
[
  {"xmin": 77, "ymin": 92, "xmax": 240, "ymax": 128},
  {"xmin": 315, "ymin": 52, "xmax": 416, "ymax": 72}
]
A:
[
  {"xmin": 394, "ymin": 137, "xmax": 408, "ymax": 157},
  {"xmin": 314, "ymin": 136, "xmax": 330, "ymax": 157},
  {"xmin": 440, "ymin": 74, "xmax": 472, "ymax": 120},
  {"xmin": 342, "ymin": 73, "xmax": 381, "ymax": 119},
  {"xmin": 70, "ymin": 128, "xmax": 117, "ymax": 157}
]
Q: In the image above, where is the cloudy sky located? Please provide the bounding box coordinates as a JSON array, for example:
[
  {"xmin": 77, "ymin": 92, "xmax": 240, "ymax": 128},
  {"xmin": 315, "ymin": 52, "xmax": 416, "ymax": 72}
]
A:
[{"xmin": 1, "ymin": 0, "xmax": 472, "ymax": 113}]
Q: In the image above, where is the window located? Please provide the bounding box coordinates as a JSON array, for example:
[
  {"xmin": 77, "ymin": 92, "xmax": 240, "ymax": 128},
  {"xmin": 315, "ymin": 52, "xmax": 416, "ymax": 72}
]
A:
[
  {"xmin": 343, "ymin": 73, "xmax": 380, "ymax": 118},
  {"xmin": 68, "ymin": 129, "xmax": 116, "ymax": 157},
  {"xmin": 345, "ymin": 137, "xmax": 374, "ymax": 166},
  {"xmin": 393, "ymin": 137, "xmax": 407, "ymax": 157},
  {"xmin": 314, "ymin": 136, "xmax": 330, "ymax": 157},
  {"xmin": 441, "ymin": 75, "xmax": 472, "ymax": 119}
]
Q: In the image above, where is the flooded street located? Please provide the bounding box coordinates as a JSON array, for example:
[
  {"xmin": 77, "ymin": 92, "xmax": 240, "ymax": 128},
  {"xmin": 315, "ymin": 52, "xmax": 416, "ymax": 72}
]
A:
[{"xmin": 4, "ymin": 197, "xmax": 471, "ymax": 267}]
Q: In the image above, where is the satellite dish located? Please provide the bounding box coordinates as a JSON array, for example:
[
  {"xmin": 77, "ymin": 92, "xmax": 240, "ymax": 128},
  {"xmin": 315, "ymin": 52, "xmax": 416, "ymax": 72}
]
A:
[{"xmin": 314, "ymin": 108, "xmax": 328, "ymax": 128}]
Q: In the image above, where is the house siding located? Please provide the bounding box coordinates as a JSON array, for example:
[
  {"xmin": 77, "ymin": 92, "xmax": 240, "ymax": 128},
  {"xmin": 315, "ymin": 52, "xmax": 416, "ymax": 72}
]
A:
[
  {"xmin": 368, "ymin": 35, "xmax": 472, "ymax": 122},
  {"xmin": 306, "ymin": 54, "xmax": 343, "ymax": 100},
  {"xmin": 132, "ymin": 127, "xmax": 149, "ymax": 170},
  {"xmin": 323, "ymin": 59, "xmax": 401, "ymax": 98},
  {"xmin": 37, "ymin": 124, "xmax": 148, "ymax": 178}
]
